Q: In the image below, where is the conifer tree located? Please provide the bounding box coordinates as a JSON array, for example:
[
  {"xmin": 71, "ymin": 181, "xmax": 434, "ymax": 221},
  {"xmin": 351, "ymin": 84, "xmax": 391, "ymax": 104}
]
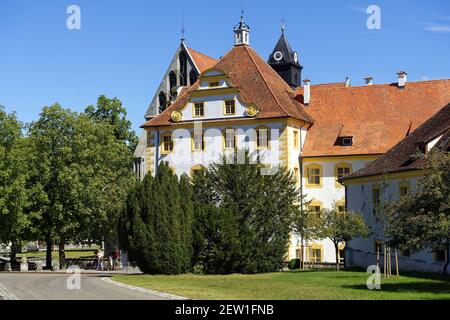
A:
[
  {"xmin": 119, "ymin": 162, "xmax": 193, "ymax": 274},
  {"xmin": 191, "ymin": 150, "xmax": 299, "ymax": 274}
]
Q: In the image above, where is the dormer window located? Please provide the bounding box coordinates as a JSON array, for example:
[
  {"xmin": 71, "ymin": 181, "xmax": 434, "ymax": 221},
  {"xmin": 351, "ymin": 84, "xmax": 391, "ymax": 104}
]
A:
[
  {"xmin": 209, "ymin": 82, "xmax": 219, "ymax": 88},
  {"xmin": 341, "ymin": 137, "xmax": 353, "ymax": 146},
  {"xmin": 224, "ymin": 100, "xmax": 236, "ymax": 115}
]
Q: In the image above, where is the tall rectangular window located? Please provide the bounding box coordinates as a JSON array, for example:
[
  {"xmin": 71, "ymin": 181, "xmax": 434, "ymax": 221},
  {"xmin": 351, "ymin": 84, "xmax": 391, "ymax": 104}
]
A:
[
  {"xmin": 257, "ymin": 128, "xmax": 269, "ymax": 148},
  {"xmin": 306, "ymin": 166, "xmax": 322, "ymax": 186},
  {"xmin": 224, "ymin": 129, "xmax": 236, "ymax": 149},
  {"xmin": 294, "ymin": 167, "xmax": 300, "ymax": 187},
  {"xmin": 293, "ymin": 130, "xmax": 299, "ymax": 149},
  {"xmin": 193, "ymin": 131, "xmax": 204, "ymax": 151},
  {"xmin": 194, "ymin": 103, "xmax": 204, "ymax": 117},
  {"xmin": 225, "ymin": 100, "xmax": 236, "ymax": 115},
  {"xmin": 162, "ymin": 135, "xmax": 173, "ymax": 154}
]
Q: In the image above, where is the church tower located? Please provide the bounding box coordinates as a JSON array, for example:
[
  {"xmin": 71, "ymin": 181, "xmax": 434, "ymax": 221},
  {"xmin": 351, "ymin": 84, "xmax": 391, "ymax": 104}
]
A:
[{"xmin": 268, "ymin": 25, "xmax": 303, "ymax": 88}]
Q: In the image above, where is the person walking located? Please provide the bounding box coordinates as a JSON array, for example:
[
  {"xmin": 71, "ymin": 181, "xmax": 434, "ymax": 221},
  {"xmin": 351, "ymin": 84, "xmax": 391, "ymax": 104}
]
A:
[
  {"xmin": 112, "ymin": 248, "xmax": 120, "ymax": 271},
  {"xmin": 96, "ymin": 249, "xmax": 104, "ymax": 271}
]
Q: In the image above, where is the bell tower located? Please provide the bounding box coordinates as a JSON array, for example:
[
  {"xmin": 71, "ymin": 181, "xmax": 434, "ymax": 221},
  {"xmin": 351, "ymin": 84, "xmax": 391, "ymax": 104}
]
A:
[
  {"xmin": 234, "ymin": 13, "xmax": 250, "ymax": 46},
  {"xmin": 268, "ymin": 24, "xmax": 303, "ymax": 88}
]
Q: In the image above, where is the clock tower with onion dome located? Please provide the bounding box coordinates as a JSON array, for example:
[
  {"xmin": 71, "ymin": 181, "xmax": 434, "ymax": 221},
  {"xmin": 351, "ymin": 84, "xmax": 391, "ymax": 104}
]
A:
[{"xmin": 268, "ymin": 24, "xmax": 303, "ymax": 88}]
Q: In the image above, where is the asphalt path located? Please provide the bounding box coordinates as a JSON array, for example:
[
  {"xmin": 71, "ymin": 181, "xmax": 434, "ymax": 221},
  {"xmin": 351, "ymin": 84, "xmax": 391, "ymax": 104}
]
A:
[{"xmin": 0, "ymin": 273, "xmax": 171, "ymax": 300}]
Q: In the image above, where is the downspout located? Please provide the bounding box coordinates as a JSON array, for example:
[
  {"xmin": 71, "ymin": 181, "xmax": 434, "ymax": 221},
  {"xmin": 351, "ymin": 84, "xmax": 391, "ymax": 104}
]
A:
[
  {"xmin": 343, "ymin": 180, "xmax": 349, "ymax": 269},
  {"xmin": 299, "ymin": 130, "xmax": 304, "ymax": 269},
  {"xmin": 155, "ymin": 128, "xmax": 161, "ymax": 176}
]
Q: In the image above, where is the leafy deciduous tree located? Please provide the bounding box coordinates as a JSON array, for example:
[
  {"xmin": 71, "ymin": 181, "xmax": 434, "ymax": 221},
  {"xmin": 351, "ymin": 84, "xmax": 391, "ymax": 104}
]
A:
[
  {"xmin": 387, "ymin": 149, "xmax": 450, "ymax": 273},
  {"xmin": 322, "ymin": 205, "xmax": 369, "ymax": 271},
  {"xmin": 0, "ymin": 107, "xmax": 31, "ymax": 262}
]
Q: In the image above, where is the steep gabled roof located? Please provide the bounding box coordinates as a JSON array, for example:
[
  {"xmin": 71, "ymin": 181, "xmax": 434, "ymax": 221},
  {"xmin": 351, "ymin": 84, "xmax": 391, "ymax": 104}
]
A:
[
  {"xmin": 342, "ymin": 103, "xmax": 450, "ymax": 180},
  {"xmin": 143, "ymin": 45, "xmax": 314, "ymax": 128},
  {"xmin": 297, "ymin": 79, "xmax": 450, "ymax": 157},
  {"xmin": 186, "ymin": 47, "xmax": 218, "ymax": 73}
]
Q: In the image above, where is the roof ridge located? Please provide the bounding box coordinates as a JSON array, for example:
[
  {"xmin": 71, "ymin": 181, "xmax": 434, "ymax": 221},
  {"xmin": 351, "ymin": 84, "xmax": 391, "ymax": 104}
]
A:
[
  {"xmin": 296, "ymin": 78, "xmax": 450, "ymax": 94},
  {"xmin": 244, "ymin": 46, "xmax": 290, "ymax": 117},
  {"xmin": 299, "ymin": 78, "xmax": 450, "ymax": 94}
]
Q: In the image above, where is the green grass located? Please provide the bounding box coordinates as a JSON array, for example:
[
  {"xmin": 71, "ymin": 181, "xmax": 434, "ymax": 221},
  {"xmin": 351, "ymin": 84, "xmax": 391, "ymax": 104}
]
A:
[
  {"xmin": 113, "ymin": 269, "xmax": 450, "ymax": 300},
  {"xmin": 17, "ymin": 246, "xmax": 99, "ymax": 259}
]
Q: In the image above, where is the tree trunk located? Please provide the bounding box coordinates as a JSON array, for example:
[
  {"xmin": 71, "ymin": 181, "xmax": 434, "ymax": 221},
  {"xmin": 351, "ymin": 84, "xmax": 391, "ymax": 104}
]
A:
[
  {"xmin": 44, "ymin": 235, "xmax": 52, "ymax": 270},
  {"xmin": 10, "ymin": 241, "xmax": 20, "ymax": 264},
  {"xmin": 335, "ymin": 242, "xmax": 340, "ymax": 271},
  {"xmin": 395, "ymin": 249, "xmax": 399, "ymax": 277},
  {"xmin": 59, "ymin": 239, "xmax": 66, "ymax": 269},
  {"xmin": 300, "ymin": 236, "xmax": 304, "ymax": 270},
  {"xmin": 376, "ymin": 242, "xmax": 380, "ymax": 271}
]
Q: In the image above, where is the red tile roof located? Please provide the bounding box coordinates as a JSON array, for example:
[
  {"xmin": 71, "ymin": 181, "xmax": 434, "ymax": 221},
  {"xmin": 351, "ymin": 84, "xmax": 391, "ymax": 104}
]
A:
[
  {"xmin": 187, "ymin": 47, "xmax": 218, "ymax": 73},
  {"xmin": 143, "ymin": 45, "xmax": 314, "ymax": 128},
  {"xmin": 342, "ymin": 103, "xmax": 450, "ymax": 180},
  {"xmin": 297, "ymin": 79, "xmax": 450, "ymax": 157}
]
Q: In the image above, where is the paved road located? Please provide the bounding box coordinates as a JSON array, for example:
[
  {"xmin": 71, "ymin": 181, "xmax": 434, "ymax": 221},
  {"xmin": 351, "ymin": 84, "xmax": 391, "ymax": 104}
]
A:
[{"xmin": 0, "ymin": 273, "xmax": 171, "ymax": 300}]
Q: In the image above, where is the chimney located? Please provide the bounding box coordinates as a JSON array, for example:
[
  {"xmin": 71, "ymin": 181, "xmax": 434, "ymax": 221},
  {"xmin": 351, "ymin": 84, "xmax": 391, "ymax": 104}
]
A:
[
  {"xmin": 345, "ymin": 77, "xmax": 351, "ymax": 87},
  {"xmin": 303, "ymin": 79, "xmax": 311, "ymax": 105},
  {"xmin": 397, "ymin": 71, "xmax": 407, "ymax": 89},
  {"xmin": 364, "ymin": 76, "xmax": 373, "ymax": 86}
]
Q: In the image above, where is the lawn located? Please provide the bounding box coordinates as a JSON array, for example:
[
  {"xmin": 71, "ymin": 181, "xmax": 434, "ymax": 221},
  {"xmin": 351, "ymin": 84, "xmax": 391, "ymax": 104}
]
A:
[
  {"xmin": 17, "ymin": 246, "xmax": 99, "ymax": 259},
  {"xmin": 113, "ymin": 269, "xmax": 450, "ymax": 300}
]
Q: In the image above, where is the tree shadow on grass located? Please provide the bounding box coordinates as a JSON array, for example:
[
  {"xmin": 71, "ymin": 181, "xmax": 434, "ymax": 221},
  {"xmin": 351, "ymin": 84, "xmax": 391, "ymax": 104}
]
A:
[{"xmin": 343, "ymin": 281, "xmax": 450, "ymax": 295}]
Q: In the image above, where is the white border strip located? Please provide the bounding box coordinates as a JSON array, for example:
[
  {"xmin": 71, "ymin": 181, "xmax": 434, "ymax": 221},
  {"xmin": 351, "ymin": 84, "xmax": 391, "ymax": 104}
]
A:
[{"xmin": 101, "ymin": 277, "xmax": 188, "ymax": 300}]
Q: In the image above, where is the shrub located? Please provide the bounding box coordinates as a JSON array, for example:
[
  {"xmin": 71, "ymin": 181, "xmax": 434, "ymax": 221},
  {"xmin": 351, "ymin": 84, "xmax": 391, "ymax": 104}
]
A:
[{"xmin": 288, "ymin": 259, "xmax": 301, "ymax": 270}]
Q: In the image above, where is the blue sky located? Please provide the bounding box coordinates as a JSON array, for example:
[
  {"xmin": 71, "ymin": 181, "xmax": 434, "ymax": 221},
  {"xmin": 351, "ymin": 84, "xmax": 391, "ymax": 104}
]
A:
[{"xmin": 1, "ymin": 0, "xmax": 449, "ymax": 133}]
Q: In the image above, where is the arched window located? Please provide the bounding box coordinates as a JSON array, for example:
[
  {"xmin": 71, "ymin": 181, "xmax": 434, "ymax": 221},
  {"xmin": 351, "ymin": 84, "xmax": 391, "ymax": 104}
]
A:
[
  {"xmin": 158, "ymin": 91, "xmax": 167, "ymax": 113},
  {"xmin": 179, "ymin": 51, "xmax": 188, "ymax": 86},
  {"xmin": 169, "ymin": 71, "xmax": 177, "ymax": 90},
  {"xmin": 169, "ymin": 71, "xmax": 177, "ymax": 100},
  {"xmin": 189, "ymin": 69, "xmax": 198, "ymax": 85}
]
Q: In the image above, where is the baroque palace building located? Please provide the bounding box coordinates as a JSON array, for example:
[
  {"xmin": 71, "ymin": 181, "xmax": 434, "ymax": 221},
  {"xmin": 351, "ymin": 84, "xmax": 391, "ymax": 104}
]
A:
[{"xmin": 134, "ymin": 16, "xmax": 450, "ymax": 264}]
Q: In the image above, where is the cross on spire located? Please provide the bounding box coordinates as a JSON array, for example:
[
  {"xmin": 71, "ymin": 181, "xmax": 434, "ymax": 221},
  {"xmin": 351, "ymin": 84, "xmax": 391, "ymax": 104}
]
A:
[
  {"xmin": 281, "ymin": 19, "xmax": 286, "ymax": 34},
  {"xmin": 181, "ymin": 10, "xmax": 186, "ymax": 42}
]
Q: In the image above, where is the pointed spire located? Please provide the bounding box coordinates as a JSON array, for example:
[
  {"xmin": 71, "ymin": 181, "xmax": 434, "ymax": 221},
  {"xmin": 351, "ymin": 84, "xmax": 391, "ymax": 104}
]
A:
[
  {"xmin": 268, "ymin": 23, "xmax": 303, "ymax": 88},
  {"xmin": 180, "ymin": 10, "xmax": 186, "ymax": 42}
]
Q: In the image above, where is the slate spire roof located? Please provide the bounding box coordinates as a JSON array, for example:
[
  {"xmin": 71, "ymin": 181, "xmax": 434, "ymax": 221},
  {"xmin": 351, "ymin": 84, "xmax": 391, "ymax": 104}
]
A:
[{"xmin": 268, "ymin": 32, "xmax": 300, "ymax": 66}]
